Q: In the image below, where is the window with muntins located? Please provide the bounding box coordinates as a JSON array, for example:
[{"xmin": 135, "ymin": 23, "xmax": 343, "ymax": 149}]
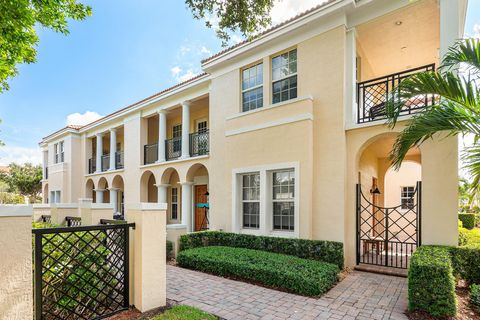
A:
[
  {"xmin": 172, "ymin": 124, "xmax": 182, "ymax": 152},
  {"xmin": 54, "ymin": 141, "xmax": 64, "ymax": 164},
  {"xmin": 272, "ymin": 170, "xmax": 295, "ymax": 231},
  {"xmin": 171, "ymin": 187, "xmax": 178, "ymax": 220},
  {"xmin": 401, "ymin": 186, "xmax": 415, "ymax": 210},
  {"xmin": 272, "ymin": 49, "xmax": 297, "ymax": 104},
  {"xmin": 242, "ymin": 63, "xmax": 263, "ymax": 112},
  {"xmin": 242, "ymin": 173, "xmax": 260, "ymax": 229}
]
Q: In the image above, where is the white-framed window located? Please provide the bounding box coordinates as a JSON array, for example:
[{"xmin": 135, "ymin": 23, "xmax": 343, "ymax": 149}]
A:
[
  {"xmin": 54, "ymin": 141, "xmax": 65, "ymax": 164},
  {"xmin": 197, "ymin": 120, "xmax": 208, "ymax": 133},
  {"xmin": 242, "ymin": 173, "xmax": 260, "ymax": 229},
  {"xmin": 172, "ymin": 124, "xmax": 182, "ymax": 153},
  {"xmin": 242, "ymin": 63, "xmax": 263, "ymax": 112},
  {"xmin": 272, "ymin": 169, "xmax": 295, "ymax": 231},
  {"xmin": 272, "ymin": 49, "xmax": 297, "ymax": 104},
  {"xmin": 50, "ymin": 190, "xmax": 61, "ymax": 204},
  {"xmin": 171, "ymin": 187, "xmax": 178, "ymax": 220},
  {"xmin": 401, "ymin": 186, "xmax": 415, "ymax": 210}
]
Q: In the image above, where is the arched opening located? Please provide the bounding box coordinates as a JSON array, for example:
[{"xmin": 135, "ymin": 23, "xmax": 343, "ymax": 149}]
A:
[
  {"xmin": 97, "ymin": 177, "xmax": 109, "ymax": 204},
  {"xmin": 112, "ymin": 175, "xmax": 125, "ymax": 218},
  {"xmin": 186, "ymin": 163, "xmax": 209, "ymax": 231},
  {"xmin": 356, "ymin": 133, "xmax": 421, "ymax": 269},
  {"xmin": 140, "ymin": 171, "xmax": 157, "ymax": 203},
  {"xmin": 43, "ymin": 184, "xmax": 49, "ymax": 204},
  {"xmin": 161, "ymin": 168, "xmax": 181, "ymax": 225},
  {"xmin": 85, "ymin": 179, "xmax": 95, "ymax": 203}
]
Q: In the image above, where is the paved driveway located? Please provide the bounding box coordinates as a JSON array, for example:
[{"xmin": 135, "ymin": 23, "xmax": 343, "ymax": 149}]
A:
[{"xmin": 167, "ymin": 265, "xmax": 408, "ymax": 320}]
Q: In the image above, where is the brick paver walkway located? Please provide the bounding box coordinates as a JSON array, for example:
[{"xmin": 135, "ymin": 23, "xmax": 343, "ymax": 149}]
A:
[{"xmin": 167, "ymin": 265, "xmax": 408, "ymax": 320}]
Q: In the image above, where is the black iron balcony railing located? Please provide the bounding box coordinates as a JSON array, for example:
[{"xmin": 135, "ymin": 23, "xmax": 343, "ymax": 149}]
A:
[
  {"xmin": 88, "ymin": 158, "xmax": 96, "ymax": 174},
  {"xmin": 166, "ymin": 137, "xmax": 182, "ymax": 161},
  {"xmin": 356, "ymin": 64, "xmax": 435, "ymax": 124},
  {"xmin": 144, "ymin": 143, "xmax": 158, "ymax": 165},
  {"xmin": 190, "ymin": 130, "xmax": 209, "ymax": 157},
  {"xmin": 101, "ymin": 154, "xmax": 110, "ymax": 172},
  {"xmin": 115, "ymin": 151, "xmax": 124, "ymax": 169}
]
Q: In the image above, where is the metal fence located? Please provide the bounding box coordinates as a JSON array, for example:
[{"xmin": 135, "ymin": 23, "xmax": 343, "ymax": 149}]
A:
[
  {"xmin": 356, "ymin": 64, "xmax": 435, "ymax": 123},
  {"xmin": 165, "ymin": 137, "xmax": 182, "ymax": 161},
  {"xmin": 144, "ymin": 143, "xmax": 158, "ymax": 165},
  {"xmin": 33, "ymin": 223, "xmax": 135, "ymax": 319},
  {"xmin": 190, "ymin": 130, "xmax": 209, "ymax": 157}
]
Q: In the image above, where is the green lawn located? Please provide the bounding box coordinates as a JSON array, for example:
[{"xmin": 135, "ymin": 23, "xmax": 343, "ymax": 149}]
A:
[{"xmin": 150, "ymin": 306, "xmax": 216, "ymax": 320}]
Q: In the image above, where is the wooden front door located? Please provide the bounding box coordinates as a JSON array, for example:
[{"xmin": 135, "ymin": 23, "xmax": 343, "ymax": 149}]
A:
[{"xmin": 195, "ymin": 185, "xmax": 208, "ymax": 231}]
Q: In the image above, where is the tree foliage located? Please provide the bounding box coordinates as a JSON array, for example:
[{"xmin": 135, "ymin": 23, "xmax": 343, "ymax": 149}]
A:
[
  {"xmin": 0, "ymin": 0, "xmax": 91, "ymax": 92},
  {"xmin": 385, "ymin": 38, "xmax": 480, "ymax": 191},
  {"xmin": 0, "ymin": 163, "xmax": 43, "ymax": 202},
  {"xmin": 185, "ymin": 0, "xmax": 274, "ymax": 45}
]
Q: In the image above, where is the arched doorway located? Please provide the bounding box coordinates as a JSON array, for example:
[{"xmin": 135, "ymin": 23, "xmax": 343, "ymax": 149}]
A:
[
  {"xmin": 186, "ymin": 163, "xmax": 209, "ymax": 231},
  {"xmin": 140, "ymin": 171, "xmax": 157, "ymax": 203},
  {"xmin": 112, "ymin": 175, "xmax": 125, "ymax": 218},
  {"xmin": 356, "ymin": 133, "xmax": 421, "ymax": 269}
]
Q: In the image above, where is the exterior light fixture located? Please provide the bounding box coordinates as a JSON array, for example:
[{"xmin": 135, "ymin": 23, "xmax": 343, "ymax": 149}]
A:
[
  {"xmin": 204, "ymin": 191, "xmax": 209, "ymax": 196},
  {"xmin": 395, "ymin": 21, "xmax": 402, "ymax": 26},
  {"xmin": 370, "ymin": 187, "xmax": 381, "ymax": 195}
]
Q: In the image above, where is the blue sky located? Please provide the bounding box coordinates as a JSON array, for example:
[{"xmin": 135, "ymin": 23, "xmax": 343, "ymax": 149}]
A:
[{"xmin": 0, "ymin": 0, "xmax": 479, "ymax": 165}]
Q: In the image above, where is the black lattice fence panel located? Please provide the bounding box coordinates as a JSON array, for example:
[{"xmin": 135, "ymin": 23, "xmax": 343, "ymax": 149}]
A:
[{"xmin": 33, "ymin": 223, "xmax": 134, "ymax": 320}]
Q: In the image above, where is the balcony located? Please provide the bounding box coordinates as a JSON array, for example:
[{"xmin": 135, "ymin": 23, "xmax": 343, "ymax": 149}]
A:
[
  {"xmin": 115, "ymin": 151, "xmax": 124, "ymax": 169},
  {"xmin": 356, "ymin": 64, "xmax": 435, "ymax": 124},
  {"xmin": 88, "ymin": 158, "xmax": 96, "ymax": 174},
  {"xmin": 88, "ymin": 152, "xmax": 124, "ymax": 174},
  {"xmin": 101, "ymin": 155, "xmax": 110, "ymax": 172},
  {"xmin": 143, "ymin": 131, "xmax": 209, "ymax": 165}
]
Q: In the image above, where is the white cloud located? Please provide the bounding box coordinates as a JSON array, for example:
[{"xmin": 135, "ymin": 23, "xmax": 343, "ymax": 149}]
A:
[
  {"xmin": 200, "ymin": 46, "xmax": 211, "ymax": 55},
  {"xmin": 66, "ymin": 111, "xmax": 103, "ymax": 126},
  {"xmin": 171, "ymin": 66, "xmax": 182, "ymax": 77},
  {"xmin": 0, "ymin": 146, "xmax": 42, "ymax": 166},
  {"xmin": 474, "ymin": 24, "xmax": 480, "ymax": 38},
  {"xmin": 270, "ymin": 0, "xmax": 329, "ymax": 24},
  {"xmin": 169, "ymin": 41, "xmax": 213, "ymax": 83}
]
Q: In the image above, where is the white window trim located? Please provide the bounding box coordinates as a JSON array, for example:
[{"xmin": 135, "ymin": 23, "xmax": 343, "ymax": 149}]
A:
[
  {"xmin": 232, "ymin": 162, "xmax": 300, "ymax": 238},
  {"xmin": 271, "ymin": 49, "xmax": 298, "ymax": 104},
  {"xmin": 400, "ymin": 186, "xmax": 415, "ymax": 211},
  {"xmin": 241, "ymin": 63, "xmax": 264, "ymax": 112},
  {"xmin": 240, "ymin": 172, "xmax": 261, "ymax": 230},
  {"xmin": 171, "ymin": 187, "xmax": 179, "ymax": 221}
]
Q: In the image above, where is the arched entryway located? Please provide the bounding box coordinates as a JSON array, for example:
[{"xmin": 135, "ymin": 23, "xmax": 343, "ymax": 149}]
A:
[
  {"xmin": 97, "ymin": 177, "xmax": 109, "ymax": 204},
  {"xmin": 160, "ymin": 168, "xmax": 181, "ymax": 224},
  {"xmin": 112, "ymin": 175, "xmax": 125, "ymax": 218},
  {"xmin": 356, "ymin": 133, "xmax": 421, "ymax": 269},
  {"xmin": 140, "ymin": 171, "xmax": 157, "ymax": 203},
  {"xmin": 85, "ymin": 179, "xmax": 96, "ymax": 203},
  {"xmin": 186, "ymin": 163, "xmax": 209, "ymax": 232}
]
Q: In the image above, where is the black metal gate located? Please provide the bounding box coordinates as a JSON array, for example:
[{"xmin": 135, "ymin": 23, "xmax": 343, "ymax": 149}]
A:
[
  {"xmin": 33, "ymin": 223, "xmax": 135, "ymax": 319},
  {"xmin": 356, "ymin": 181, "xmax": 421, "ymax": 269}
]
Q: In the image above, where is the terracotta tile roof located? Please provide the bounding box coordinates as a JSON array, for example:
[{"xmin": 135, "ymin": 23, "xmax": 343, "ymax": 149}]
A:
[{"xmin": 201, "ymin": 0, "xmax": 338, "ymax": 65}]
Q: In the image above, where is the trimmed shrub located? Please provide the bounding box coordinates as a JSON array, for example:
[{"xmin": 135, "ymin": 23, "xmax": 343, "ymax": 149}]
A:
[
  {"xmin": 179, "ymin": 231, "xmax": 344, "ymax": 269},
  {"xmin": 450, "ymin": 246, "xmax": 480, "ymax": 284},
  {"xmin": 459, "ymin": 227, "xmax": 469, "ymax": 246},
  {"xmin": 459, "ymin": 219, "xmax": 464, "ymax": 229},
  {"xmin": 471, "ymin": 284, "xmax": 480, "ymax": 310},
  {"xmin": 177, "ymin": 246, "xmax": 339, "ymax": 296},
  {"xmin": 459, "ymin": 213, "xmax": 476, "ymax": 229},
  {"xmin": 166, "ymin": 240, "xmax": 174, "ymax": 260},
  {"xmin": 408, "ymin": 246, "xmax": 457, "ymax": 317}
]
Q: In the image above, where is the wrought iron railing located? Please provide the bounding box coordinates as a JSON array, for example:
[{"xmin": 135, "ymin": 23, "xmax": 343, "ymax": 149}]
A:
[
  {"xmin": 166, "ymin": 137, "xmax": 182, "ymax": 161},
  {"xmin": 88, "ymin": 158, "xmax": 96, "ymax": 174},
  {"xmin": 101, "ymin": 154, "xmax": 110, "ymax": 171},
  {"xmin": 115, "ymin": 151, "xmax": 124, "ymax": 169},
  {"xmin": 356, "ymin": 64, "xmax": 435, "ymax": 124},
  {"xmin": 33, "ymin": 223, "xmax": 135, "ymax": 319},
  {"xmin": 144, "ymin": 143, "xmax": 158, "ymax": 165},
  {"xmin": 190, "ymin": 130, "xmax": 209, "ymax": 157},
  {"xmin": 65, "ymin": 216, "xmax": 82, "ymax": 227}
]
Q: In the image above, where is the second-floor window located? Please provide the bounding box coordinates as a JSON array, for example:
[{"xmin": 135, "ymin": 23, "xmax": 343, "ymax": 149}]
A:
[
  {"xmin": 54, "ymin": 141, "xmax": 64, "ymax": 164},
  {"xmin": 173, "ymin": 124, "xmax": 182, "ymax": 153},
  {"xmin": 272, "ymin": 49, "xmax": 297, "ymax": 104},
  {"xmin": 242, "ymin": 63, "xmax": 263, "ymax": 112}
]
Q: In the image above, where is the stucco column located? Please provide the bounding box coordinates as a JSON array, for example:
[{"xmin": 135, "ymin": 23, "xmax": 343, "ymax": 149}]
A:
[
  {"xmin": 95, "ymin": 133, "xmax": 104, "ymax": 173},
  {"xmin": 180, "ymin": 182, "xmax": 193, "ymax": 232},
  {"xmin": 109, "ymin": 188, "xmax": 119, "ymax": 213},
  {"xmin": 109, "ymin": 128, "xmax": 117, "ymax": 170},
  {"xmin": 94, "ymin": 189, "xmax": 105, "ymax": 204},
  {"xmin": 157, "ymin": 111, "xmax": 167, "ymax": 163},
  {"xmin": 126, "ymin": 203, "xmax": 167, "ymax": 312},
  {"xmin": 156, "ymin": 184, "xmax": 169, "ymax": 204},
  {"xmin": 42, "ymin": 150, "xmax": 48, "ymax": 180},
  {"xmin": 180, "ymin": 101, "xmax": 190, "ymax": 159}
]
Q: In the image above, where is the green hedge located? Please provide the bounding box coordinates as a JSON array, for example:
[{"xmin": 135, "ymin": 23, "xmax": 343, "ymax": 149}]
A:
[
  {"xmin": 177, "ymin": 246, "xmax": 339, "ymax": 296},
  {"xmin": 471, "ymin": 284, "xmax": 480, "ymax": 310},
  {"xmin": 408, "ymin": 246, "xmax": 457, "ymax": 317},
  {"xmin": 459, "ymin": 213, "xmax": 476, "ymax": 229},
  {"xmin": 450, "ymin": 246, "xmax": 480, "ymax": 284},
  {"xmin": 166, "ymin": 240, "xmax": 173, "ymax": 260},
  {"xmin": 179, "ymin": 231, "xmax": 344, "ymax": 269}
]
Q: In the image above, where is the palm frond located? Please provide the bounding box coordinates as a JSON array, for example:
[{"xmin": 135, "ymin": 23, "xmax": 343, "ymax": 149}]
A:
[
  {"xmin": 462, "ymin": 145, "xmax": 480, "ymax": 193},
  {"xmin": 442, "ymin": 38, "xmax": 480, "ymax": 76}
]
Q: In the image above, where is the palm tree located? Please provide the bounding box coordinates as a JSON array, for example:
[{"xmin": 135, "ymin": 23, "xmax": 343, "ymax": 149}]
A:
[{"xmin": 385, "ymin": 38, "xmax": 480, "ymax": 190}]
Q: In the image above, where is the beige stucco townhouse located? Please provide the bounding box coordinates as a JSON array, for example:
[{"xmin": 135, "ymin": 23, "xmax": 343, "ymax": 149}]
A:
[{"xmin": 39, "ymin": 0, "xmax": 467, "ymax": 269}]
